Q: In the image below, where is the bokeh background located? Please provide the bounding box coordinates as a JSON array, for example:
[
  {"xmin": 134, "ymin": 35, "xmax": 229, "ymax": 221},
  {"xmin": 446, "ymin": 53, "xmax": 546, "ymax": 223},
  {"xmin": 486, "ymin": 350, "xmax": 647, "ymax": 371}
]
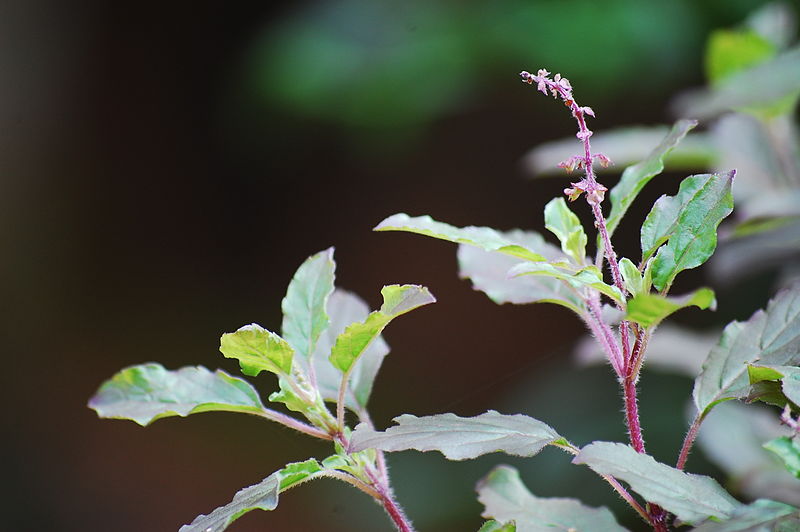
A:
[{"xmin": 3, "ymin": 1, "xmax": 789, "ymax": 530}]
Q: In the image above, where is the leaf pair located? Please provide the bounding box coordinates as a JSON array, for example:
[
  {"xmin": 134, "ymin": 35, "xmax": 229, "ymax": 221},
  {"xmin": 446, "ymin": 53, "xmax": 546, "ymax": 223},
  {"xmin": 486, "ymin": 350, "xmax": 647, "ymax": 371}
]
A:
[{"xmin": 218, "ymin": 248, "xmax": 435, "ymax": 414}]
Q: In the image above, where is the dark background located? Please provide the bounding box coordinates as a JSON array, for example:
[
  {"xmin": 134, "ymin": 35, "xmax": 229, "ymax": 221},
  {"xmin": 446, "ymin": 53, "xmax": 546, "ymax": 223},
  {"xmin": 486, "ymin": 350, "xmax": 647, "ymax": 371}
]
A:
[{"xmin": 2, "ymin": 1, "xmax": 783, "ymax": 530}]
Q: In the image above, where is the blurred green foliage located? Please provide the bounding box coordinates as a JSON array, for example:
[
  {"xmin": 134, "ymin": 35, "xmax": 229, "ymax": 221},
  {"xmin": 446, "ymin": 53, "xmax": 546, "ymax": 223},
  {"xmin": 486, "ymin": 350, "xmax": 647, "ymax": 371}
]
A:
[{"xmin": 244, "ymin": 0, "xmax": 774, "ymax": 136}]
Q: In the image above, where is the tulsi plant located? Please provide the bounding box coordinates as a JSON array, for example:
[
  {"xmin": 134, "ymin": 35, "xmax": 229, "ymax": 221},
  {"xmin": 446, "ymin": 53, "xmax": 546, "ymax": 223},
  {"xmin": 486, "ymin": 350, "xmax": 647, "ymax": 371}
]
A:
[{"xmin": 90, "ymin": 57, "xmax": 800, "ymax": 532}]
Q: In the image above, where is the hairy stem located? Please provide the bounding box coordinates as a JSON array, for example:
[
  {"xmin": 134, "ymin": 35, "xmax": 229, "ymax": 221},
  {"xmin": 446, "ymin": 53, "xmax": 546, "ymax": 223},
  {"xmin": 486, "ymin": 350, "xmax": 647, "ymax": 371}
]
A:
[
  {"xmin": 676, "ymin": 414, "xmax": 704, "ymax": 470},
  {"xmin": 585, "ymin": 296, "xmax": 624, "ymax": 377},
  {"xmin": 623, "ymin": 375, "xmax": 646, "ymax": 454},
  {"xmin": 256, "ymin": 408, "xmax": 333, "ymax": 440},
  {"xmin": 365, "ymin": 467, "xmax": 416, "ymax": 532}
]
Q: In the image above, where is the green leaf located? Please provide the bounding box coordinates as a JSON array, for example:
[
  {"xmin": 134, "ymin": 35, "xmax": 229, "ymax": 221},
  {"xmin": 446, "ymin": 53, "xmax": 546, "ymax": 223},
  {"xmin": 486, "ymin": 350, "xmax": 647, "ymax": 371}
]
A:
[
  {"xmin": 349, "ymin": 410, "xmax": 562, "ymax": 461},
  {"xmin": 179, "ymin": 459, "xmax": 323, "ymax": 532},
  {"xmin": 748, "ymin": 365, "xmax": 800, "ymax": 407},
  {"xmin": 308, "ymin": 289, "xmax": 390, "ymax": 410},
  {"xmin": 329, "ymin": 284, "xmax": 435, "ymax": 374},
  {"xmin": 690, "ymin": 499, "xmax": 800, "ymax": 531},
  {"xmin": 219, "ymin": 324, "xmax": 294, "ymax": 377},
  {"xmin": 676, "ymin": 46, "xmax": 800, "ymax": 119},
  {"xmin": 457, "ymin": 229, "xmax": 585, "ymax": 314},
  {"xmin": 618, "ymin": 258, "xmax": 644, "ymax": 296},
  {"xmin": 706, "ymin": 29, "xmax": 776, "ymax": 85},
  {"xmin": 478, "ymin": 520, "xmax": 516, "ymax": 532},
  {"xmin": 693, "ymin": 284, "xmax": 800, "ymax": 418},
  {"xmin": 476, "ymin": 465, "xmax": 627, "ymax": 532},
  {"xmin": 88, "ymin": 363, "xmax": 265, "ymax": 426},
  {"xmin": 764, "ymin": 437, "xmax": 800, "ymax": 479},
  {"xmin": 641, "ymin": 171, "xmax": 734, "ymax": 291},
  {"xmin": 509, "ymin": 262, "xmax": 623, "ymax": 305},
  {"xmin": 280, "ymin": 248, "xmax": 335, "ymax": 363},
  {"xmin": 625, "ymin": 288, "xmax": 716, "ymax": 328},
  {"xmin": 574, "ymin": 442, "xmax": 740, "ymax": 524},
  {"xmin": 544, "ymin": 198, "xmax": 587, "ymax": 264},
  {"xmin": 375, "ymin": 213, "xmax": 546, "ymax": 262},
  {"xmin": 606, "ymin": 119, "xmax": 698, "ymax": 238}
]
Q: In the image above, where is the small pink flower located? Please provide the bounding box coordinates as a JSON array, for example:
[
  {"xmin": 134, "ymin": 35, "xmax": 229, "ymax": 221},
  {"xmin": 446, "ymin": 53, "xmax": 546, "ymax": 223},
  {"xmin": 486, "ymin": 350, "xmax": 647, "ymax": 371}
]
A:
[
  {"xmin": 595, "ymin": 153, "xmax": 612, "ymax": 168},
  {"xmin": 558, "ymin": 155, "xmax": 585, "ymax": 173},
  {"xmin": 581, "ymin": 106, "xmax": 595, "ymax": 117}
]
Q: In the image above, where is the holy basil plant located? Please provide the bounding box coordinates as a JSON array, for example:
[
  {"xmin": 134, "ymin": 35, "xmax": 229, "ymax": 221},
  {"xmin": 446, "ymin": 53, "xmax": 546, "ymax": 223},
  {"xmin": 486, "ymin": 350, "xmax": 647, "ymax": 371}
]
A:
[
  {"xmin": 89, "ymin": 248, "xmax": 435, "ymax": 532},
  {"xmin": 348, "ymin": 68, "xmax": 800, "ymax": 531},
  {"xmin": 90, "ymin": 63, "xmax": 800, "ymax": 530}
]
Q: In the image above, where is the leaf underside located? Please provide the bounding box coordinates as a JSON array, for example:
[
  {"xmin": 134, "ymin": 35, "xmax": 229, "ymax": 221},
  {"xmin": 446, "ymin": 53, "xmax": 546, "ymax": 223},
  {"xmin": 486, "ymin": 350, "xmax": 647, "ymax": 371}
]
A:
[
  {"xmin": 690, "ymin": 499, "xmax": 800, "ymax": 531},
  {"xmin": 349, "ymin": 410, "xmax": 562, "ymax": 461},
  {"xmin": 457, "ymin": 228, "xmax": 584, "ymax": 314},
  {"xmin": 574, "ymin": 442, "xmax": 740, "ymax": 524}
]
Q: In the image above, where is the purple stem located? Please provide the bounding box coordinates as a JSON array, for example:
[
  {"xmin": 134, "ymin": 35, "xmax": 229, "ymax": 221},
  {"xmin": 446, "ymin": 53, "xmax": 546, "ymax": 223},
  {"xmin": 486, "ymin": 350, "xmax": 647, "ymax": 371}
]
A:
[{"xmin": 676, "ymin": 414, "xmax": 703, "ymax": 470}]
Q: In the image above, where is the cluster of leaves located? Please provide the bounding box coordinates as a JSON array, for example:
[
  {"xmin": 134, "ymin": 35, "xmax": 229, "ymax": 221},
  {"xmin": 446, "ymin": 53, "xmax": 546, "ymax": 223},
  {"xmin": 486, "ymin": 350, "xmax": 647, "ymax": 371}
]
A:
[
  {"xmin": 89, "ymin": 248, "xmax": 435, "ymax": 531},
  {"xmin": 89, "ymin": 4, "xmax": 800, "ymax": 531}
]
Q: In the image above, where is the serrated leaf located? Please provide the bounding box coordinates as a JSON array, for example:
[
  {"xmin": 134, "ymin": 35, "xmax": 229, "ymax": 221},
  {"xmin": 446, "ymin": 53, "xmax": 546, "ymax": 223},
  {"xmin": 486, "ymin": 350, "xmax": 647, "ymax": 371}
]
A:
[
  {"xmin": 625, "ymin": 288, "xmax": 716, "ymax": 328},
  {"xmin": 509, "ymin": 262, "xmax": 623, "ymax": 305},
  {"xmin": 748, "ymin": 365, "xmax": 800, "ymax": 407},
  {"xmin": 88, "ymin": 363, "xmax": 265, "ymax": 426},
  {"xmin": 764, "ymin": 437, "xmax": 800, "ymax": 479},
  {"xmin": 706, "ymin": 29, "xmax": 776, "ymax": 85},
  {"xmin": 280, "ymin": 248, "xmax": 335, "ymax": 364},
  {"xmin": 690, "ymin": 499, "xmax": 800, "ymax": 531},
  {"xmin": 693, "ymin": 284, "xmax": 800, "ymax": 417},
  {"xmin": 574, "ymin": 442, "xmax": 740, "ymax": 524},
  {"xmin": 457, "ymin": 229, "xmax": 585, "ymax": 314},
  {"xmin": 375, "ymin": 213, "xmax": 545, "ymax": 262},
  {"xmin": 329, "ymin": 284, "xmax": 434, "ymax": 374},
  {"xmin": 476, "ymin": 465, "xmax": 627, "ymax": 532},
  {"xmin": 478, "ymin": 519, "xmax": 516, "ymax": 532},
  {"xmin": 220, "ymin": 324, "xmax": 294, "ymax": 377},
  {"xmin": 606, "ymin": 119, "xmax": 698, "ymax": 238},
  {"xmin": 349, "ymin": 410, "xmax": 562, "ymax": 461},
  {"xmin": 544, "ymin": 197, "xmax": 587, "ymax": 264},
  {"xmin": 642, "ymin": 171, "xmax": 734, "ymax": 291},
  {"xmin": 179, "ymin": 459, "xmax": 323, "ymax": 532}
]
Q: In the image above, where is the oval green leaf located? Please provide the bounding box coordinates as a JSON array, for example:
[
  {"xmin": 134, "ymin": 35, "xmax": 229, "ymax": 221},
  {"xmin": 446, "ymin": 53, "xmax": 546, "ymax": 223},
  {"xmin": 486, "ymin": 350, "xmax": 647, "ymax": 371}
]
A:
[{"xmin": 88, "ymin": 363, "xmax": 266, "ymax": 426}]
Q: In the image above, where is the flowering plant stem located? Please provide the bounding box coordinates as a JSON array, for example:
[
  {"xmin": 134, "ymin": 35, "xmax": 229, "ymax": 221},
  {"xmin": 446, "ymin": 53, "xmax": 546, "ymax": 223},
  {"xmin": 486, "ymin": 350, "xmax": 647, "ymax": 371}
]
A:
[{"xmin": 521, "ymin": 69, "xmax": 670, "ymax": 530}]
